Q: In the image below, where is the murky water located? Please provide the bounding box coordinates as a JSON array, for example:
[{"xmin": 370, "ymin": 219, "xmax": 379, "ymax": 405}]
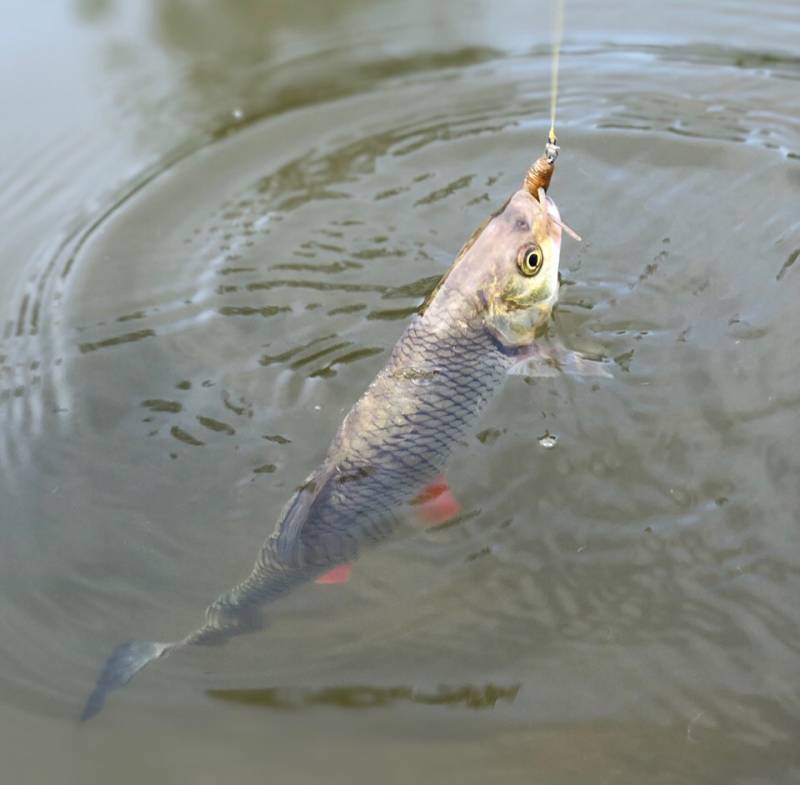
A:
[{"xmin": 2, "ymin": 0, "xmax": 800, "ymax": 782}]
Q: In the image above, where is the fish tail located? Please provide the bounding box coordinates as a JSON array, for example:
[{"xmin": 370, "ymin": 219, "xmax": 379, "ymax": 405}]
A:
[
  {"xmin": 81, "ymin": 600, "xmax": 269, "ymax": 721},
  {"xmin": 80, "ymin": 541, "xmax": 311, "ymax": 720},
  {"xmin": 80, "ymin": 639, "xmax": 177, "ymax": 721}
]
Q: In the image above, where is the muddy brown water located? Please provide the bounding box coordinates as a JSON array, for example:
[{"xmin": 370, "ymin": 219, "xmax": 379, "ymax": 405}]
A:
[{"xmin": 1, "ymin": 1, "xmax": 799, "ymax": 782}]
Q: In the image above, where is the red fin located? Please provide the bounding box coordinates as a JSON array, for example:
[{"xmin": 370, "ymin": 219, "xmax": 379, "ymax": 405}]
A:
[
  {"xmin": 413, "ymin": 476, "xmax": 461, "ymax": 527},
  {"xmin": 315, "ymin": 564, "xmax": 353, "ymax": 585}
]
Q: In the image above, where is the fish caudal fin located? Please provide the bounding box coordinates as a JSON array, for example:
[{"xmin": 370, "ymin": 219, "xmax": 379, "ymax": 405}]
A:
[{"xmin": 81, "ymin": 639, "xmax": 174, "ymax": 721}]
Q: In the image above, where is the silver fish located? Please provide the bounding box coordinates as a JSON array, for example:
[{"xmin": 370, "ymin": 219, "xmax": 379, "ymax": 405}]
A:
[{"xmin": 82, "ymin": 150, "xmax": 594, "ymax": 720}]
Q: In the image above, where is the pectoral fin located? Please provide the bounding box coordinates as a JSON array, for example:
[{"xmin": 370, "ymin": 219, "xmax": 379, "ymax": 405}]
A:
[{"xmin": 508, "ymin": 341, "xmax": 613, "ymax": 379}]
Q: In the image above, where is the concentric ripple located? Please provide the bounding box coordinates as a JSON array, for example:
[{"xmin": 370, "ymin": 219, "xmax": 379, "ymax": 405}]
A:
[{"xmin": 0, "ymin": 42, "xmax": 799, "ymax": 764}]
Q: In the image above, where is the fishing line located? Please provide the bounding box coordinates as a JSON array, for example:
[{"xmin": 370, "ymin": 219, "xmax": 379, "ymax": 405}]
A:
[{"xmin": 548, "ymin": 0, "xmax": 566, "ymax": 145}]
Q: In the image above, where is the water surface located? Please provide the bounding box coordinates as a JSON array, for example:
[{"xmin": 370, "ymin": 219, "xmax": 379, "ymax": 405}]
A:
[{"xmin": 1, "ymin": 1, "xmax": 799, "ymax": 782}]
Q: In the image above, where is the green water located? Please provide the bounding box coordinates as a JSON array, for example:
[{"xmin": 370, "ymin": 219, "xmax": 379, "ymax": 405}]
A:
[{"xmin": 1, "ymin": 1, "xmax": 799, "ymax": 782}]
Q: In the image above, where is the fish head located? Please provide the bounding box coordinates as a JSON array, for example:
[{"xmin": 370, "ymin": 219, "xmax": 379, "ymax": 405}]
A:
[
  {"xmin": 478, "ymin": 188, "xmax": 563, "ymax": 347},
  {"xmin": 422, "ymin": 184, "xmax": 577, "ymax": 348}
]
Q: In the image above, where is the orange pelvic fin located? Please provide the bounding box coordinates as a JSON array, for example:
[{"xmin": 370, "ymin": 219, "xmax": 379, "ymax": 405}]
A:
[
  {"xmin": 315, "ymin": 564, "xmax": 353, "ymax": 585},
  {"xmin": 413, "ymin": 476, "xmax": 461, "ymax": 527}
]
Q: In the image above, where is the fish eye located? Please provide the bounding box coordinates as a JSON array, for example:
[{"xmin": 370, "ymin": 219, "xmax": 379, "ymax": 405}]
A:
[{"xmin": 517, "ymin": 244, "xmax": 544, "ymax": 276}]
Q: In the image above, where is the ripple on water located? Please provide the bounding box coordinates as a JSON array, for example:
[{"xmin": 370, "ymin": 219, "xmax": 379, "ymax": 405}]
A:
[{"xmin": 0, "ymin": 44, "xmax": 798, "ymax": 737}]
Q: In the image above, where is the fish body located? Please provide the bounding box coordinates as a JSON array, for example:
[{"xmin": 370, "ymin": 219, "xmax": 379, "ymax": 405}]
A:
[{"xmin": 82, "ymin": 181, "xmax": 568, "ymax": 720}]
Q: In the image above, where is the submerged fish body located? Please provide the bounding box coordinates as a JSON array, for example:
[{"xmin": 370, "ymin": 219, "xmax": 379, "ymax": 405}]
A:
[{"xmin": 82, "ymin": 184, "xmax": 568, "ymax": 720}]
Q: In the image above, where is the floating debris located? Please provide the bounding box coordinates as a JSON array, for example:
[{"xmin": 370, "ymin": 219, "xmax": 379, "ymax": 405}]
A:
[{"xmin": 538, "ymin": 430, "xmax": 558, "ymax": 448}]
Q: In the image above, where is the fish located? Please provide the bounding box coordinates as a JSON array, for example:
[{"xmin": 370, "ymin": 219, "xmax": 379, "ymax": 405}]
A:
[{"xmin": 82, "ymin": 150, "xmax": 602, "ymax": 721}]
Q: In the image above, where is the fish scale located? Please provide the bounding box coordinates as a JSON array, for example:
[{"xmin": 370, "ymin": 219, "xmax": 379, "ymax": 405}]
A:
[{"xmin": 177, "ymin": 316, "xmax": 511, "ymax": 643}]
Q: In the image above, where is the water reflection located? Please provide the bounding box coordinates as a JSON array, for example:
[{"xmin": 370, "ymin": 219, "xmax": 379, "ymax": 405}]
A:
[
  {"xmin": 74, "ymin": 0, "xmax": 501, "ymax": 149},
  {"xmin": 207, "ymin": 683, "xmax": 520, "ymax": 711}
]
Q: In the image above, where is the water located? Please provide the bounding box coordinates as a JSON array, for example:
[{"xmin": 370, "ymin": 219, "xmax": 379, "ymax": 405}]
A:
[{"xmin": 1, "ymin": 0, "xmax": 799, "ymax": 782}]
